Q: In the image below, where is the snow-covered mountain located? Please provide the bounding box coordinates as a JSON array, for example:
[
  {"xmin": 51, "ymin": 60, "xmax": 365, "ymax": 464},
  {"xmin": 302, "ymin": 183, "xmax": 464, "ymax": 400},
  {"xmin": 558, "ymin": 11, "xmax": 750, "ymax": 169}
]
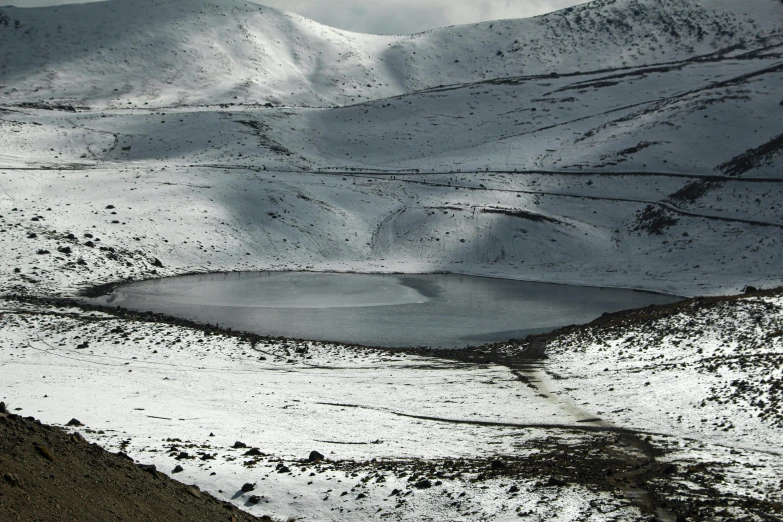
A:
[
  {"xmin": 1, "ymin": 0, "xmax": 781, "ymax": 108},
  {"xmin": 1, "ymin": 0, "xmax": 782, "ymax": 300},
  {"xmin": 2, "ymin": 2, "xmax": 783, "ymax": 521}
]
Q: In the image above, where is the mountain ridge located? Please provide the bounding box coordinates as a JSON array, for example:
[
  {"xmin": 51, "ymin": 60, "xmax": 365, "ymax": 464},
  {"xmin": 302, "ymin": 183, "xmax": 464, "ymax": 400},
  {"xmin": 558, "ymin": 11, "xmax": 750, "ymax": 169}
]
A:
[{"xmin": 1, "ymin": 0, "xmax": 781, "ymax": 108}]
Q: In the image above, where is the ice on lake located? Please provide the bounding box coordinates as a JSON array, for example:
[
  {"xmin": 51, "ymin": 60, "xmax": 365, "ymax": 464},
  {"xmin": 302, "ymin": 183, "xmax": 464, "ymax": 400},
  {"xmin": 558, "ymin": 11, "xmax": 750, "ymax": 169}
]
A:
[{"xmin": 87, "ymin": 272, "xmax": 680, "ymax": 348}]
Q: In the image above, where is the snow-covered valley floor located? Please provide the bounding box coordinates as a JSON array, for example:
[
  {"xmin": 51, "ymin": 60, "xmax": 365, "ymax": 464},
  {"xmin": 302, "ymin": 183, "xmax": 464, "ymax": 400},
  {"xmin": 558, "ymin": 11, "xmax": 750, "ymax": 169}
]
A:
[
  {"xmin": 2, "ymin": 0, "xmax": 783, "ymax": 520},
  {"xmin": 2, "ymin": 291, "xmax": 782, "ymax": 521}
]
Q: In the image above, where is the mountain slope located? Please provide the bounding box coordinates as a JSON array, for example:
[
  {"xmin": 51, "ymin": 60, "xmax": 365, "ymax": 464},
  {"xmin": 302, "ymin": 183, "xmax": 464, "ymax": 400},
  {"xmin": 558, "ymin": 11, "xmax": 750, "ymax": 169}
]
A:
[
  {"xmin": 0, "ymin": 0, "xmax": 400, "ymax": 108},
  {"xmin": 383, "ymin": 0, "xmax": 783, "ymax": 92},
  {"xmin": 1, "ymin": 0, "xmax": 781, "ymax": 108},
  {"xmin": 1, "ymin": 1, "xmax": 782, "ymax": 298},
  {"xmin": 2, "ymin": 3, "xmax": 783, "ymax": 521}
]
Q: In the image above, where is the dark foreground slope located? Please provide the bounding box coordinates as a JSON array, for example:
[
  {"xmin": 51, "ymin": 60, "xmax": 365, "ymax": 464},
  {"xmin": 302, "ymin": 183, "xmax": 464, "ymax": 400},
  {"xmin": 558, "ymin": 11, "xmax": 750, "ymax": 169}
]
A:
[{"xmin": 0, "ymin": 413, "xmax": 268, "ymax": 522}]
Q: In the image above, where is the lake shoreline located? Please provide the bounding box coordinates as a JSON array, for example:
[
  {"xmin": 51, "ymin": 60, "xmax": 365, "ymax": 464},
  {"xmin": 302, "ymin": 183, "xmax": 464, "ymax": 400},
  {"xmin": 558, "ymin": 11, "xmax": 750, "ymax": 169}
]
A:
[
  {"xmin": 7, "ymin": 284, "xmax": 775, "ymax": 356},
  {"xmin": 77, "ymin": 271, "xmax": 683, "ymax": 349},
  {"xmin": 78, "ymin": 268, "xmax": 688, "ymax": 300}
]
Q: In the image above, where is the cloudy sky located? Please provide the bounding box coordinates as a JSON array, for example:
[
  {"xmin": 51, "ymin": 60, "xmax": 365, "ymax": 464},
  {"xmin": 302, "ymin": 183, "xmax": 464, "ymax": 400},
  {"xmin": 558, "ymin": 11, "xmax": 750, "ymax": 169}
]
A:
[{"xmin": 7, "ymin": 0, "xmax": 588, "ymax": 34}]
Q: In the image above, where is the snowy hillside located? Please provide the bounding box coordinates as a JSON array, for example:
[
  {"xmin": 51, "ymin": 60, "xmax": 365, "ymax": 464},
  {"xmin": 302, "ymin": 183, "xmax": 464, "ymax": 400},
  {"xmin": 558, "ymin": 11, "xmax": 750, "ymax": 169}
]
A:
[
  {"xmin": 1, "ymin": 0, "xmax": 782, "ymax": 298},
  {"xmin": 2, "ymin": 1, "xmax": 783, "ymax": 521},
  {"xmin": 1, "ymin": 0, "xmax": 781, "ymax": 108}
]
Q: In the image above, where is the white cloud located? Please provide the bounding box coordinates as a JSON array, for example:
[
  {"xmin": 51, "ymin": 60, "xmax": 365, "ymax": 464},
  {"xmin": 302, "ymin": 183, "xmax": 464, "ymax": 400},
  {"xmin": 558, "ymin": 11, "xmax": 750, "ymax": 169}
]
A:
[
  {"xmin": 258, "ymin": 0, "xmax": 589, "ymax": 34},
  {"xmin": 4, "ymin": 0, "xmax": 588, "ymax": 33}
]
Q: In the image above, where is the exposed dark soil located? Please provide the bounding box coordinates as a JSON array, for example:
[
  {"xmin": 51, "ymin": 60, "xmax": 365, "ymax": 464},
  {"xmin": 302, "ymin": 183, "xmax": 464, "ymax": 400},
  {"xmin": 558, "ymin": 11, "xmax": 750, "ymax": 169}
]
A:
[
  {"xmin": 480, "ymin": 207, "xmax": 563, "ymax": 223},
  {"xmin": 0, "ymin": 413, "xmax": 269, "ymax": 522},
  {"xmin": 236, "ymin": 119, "xmax": 293, "ymax": 156},
  {"xmin": 718, "ymin": 133, "xmax": 783, "ymax": 176},
  {"xmin": 632, "ymin": 204, "xmax": 679, "ymax": 234},
  {"xmin": 665, "ymin": 180, "xmax": 722, "ymax": 204}
]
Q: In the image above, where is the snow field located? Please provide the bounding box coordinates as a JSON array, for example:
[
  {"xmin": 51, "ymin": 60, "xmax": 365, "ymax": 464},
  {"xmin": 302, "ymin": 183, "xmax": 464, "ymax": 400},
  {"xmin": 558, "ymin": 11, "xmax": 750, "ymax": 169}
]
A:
[{"xmin": 1, "ymin": 300, "xmax": 649, "ymax": 521}]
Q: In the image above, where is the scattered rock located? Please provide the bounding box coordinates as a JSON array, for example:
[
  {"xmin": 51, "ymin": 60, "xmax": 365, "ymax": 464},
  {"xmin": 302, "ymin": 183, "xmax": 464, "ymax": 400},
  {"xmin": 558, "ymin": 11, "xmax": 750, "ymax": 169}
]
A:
[
  {"xmin": 232, "ymin": 441, "xmax": 247, "ymax": 449},
  {"xmin": 490, "ymin": 460, "xmax": 506, "ymax": 470},
  {"xmin": 244, "ymin": 448, "xmax": 263, "ymax": 456},
  {"xmin": 66, "ymin": 418, "xmax": 84, "ymax": 427},
  {"xmin": 248, "ymin": 495, "xmax": 261, "ymax": 504},
  {"xmin": 414, "ymin": 479, "xmax": 432, "ymax": 489},
  {"xmin": 34, "ymin": 443, "xmax": 54, "ymax": 462},
  {"xmin": 138, "ymin": 464, "xmax": 158, "ymax": 477},
  {"xmin": 3, "ymin": 473, "xmax": 20, "ymax": 487},
  {"xmin": 547, "ymin": 476, "xmax": 567, "ymax": 487},
  {"xmin": 185, "ymin": 485, "xmax": 201, "ymax": 499},
  {"xmin": 308, "ymin": 450, "xmax": 325, "ymax": 463},
  {"xmin": 172, "ymin": 465, "xmax": 184, "ymax": 474},
  {"xmin": 0, "ymin": 401, "xmax": 7, "ymax": 414},
  {"xmin": 241, "ymin": 483, "xmax": 256, "ymax": 493},
  {"xmin": 508, "ymin": 485, "xmax": 519, "ymax": 493}
]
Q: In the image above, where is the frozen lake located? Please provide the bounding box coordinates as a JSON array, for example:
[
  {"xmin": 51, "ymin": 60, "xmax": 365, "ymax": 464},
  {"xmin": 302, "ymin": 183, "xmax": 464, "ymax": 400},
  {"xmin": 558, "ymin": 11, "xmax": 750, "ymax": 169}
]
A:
[{"xmin": 87, "ymin": 272, "xmax": 680, "ymax": 348}]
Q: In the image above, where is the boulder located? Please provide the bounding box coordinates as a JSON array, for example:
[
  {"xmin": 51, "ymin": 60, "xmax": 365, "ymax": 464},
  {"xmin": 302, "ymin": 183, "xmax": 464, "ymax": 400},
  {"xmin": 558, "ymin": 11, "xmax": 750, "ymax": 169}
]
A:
[
  {"xmin": 547, "ymin": 476, "xmax": 567, "ymax": 487},
  {"xmin": 308, "ymin": 450, "xmax": 324, "ymax": 462}
]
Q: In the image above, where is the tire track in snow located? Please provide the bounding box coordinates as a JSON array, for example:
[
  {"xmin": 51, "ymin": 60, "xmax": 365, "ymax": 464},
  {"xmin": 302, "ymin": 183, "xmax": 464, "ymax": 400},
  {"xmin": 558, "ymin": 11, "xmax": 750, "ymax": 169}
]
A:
[{"xmin": 344, "ymin": 174, "xmax": 783, "ymax": 229}]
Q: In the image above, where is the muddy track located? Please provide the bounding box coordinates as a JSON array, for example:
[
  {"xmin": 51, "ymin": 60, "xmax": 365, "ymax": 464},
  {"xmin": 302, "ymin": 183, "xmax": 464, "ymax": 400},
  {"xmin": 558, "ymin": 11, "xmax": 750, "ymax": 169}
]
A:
[
  {"xmin": 307, "ymin": 167, "xmax": 783, "ymax": 183},
  {"xmin": 391, "ymin": 288, "xmax": 783, "ymax": 520},
  {"xmin": 392, "ymin": 337, "xmax": 679, "ymax": 520},
  {"xmin": 27, "ymin": 162, "xmax": 779, "ymax": 184},
  {"xmin": 199, "ymin": 166, "xmax": 783, "ymax": 227},
  {"xmin": 330, "ymin": 172, "xmax": 783, "ymax": 229}
]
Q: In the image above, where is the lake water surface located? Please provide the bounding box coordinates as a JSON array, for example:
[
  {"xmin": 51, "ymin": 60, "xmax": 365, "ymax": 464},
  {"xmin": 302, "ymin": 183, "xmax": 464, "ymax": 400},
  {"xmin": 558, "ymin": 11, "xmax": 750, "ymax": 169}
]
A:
[{"xmin": 87, "ymin": 272, "xmax": 680, "ymax": 348}]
